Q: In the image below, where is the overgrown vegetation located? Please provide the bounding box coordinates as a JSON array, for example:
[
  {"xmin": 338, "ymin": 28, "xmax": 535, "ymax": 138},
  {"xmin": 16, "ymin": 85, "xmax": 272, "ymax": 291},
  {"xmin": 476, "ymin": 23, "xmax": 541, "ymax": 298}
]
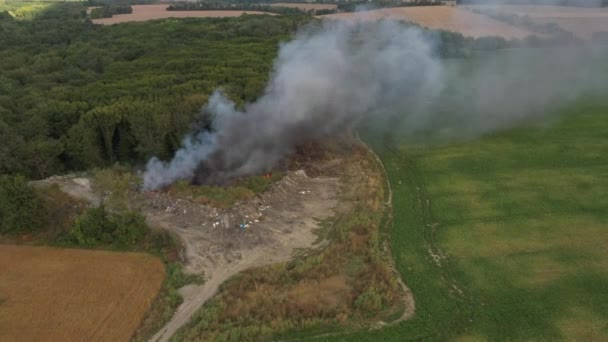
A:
[{"xmin": 172, "ymin": 145, "xmax": 404, "ymax": 341}]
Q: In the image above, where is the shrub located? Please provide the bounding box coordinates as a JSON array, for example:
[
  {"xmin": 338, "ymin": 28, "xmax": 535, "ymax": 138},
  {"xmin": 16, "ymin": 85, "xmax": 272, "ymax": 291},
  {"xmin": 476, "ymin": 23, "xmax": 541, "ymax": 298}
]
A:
[
  {"xmin": 68, "ymin": 206, "xmax": 149, "ymax": 248},
  {"xmin": 0, "ymin": 175, "xmax": 44, "ymax": 234}
]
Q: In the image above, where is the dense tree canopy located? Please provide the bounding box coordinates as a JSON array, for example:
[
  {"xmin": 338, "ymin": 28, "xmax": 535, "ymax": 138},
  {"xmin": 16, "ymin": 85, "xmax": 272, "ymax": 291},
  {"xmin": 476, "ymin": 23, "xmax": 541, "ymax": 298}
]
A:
[
  {"xmin": 0, "ymin": 2, "xmax": 571, "ymax": 180},
  {"xmin": 0, "ymin": 3, "xmax": 307, "ymax": 178}
]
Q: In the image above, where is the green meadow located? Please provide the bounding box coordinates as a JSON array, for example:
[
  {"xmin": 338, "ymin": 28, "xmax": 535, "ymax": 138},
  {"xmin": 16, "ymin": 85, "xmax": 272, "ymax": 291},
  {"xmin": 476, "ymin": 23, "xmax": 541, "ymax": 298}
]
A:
[{"xmin": 334, "ymin": 100, "xmax": 608, "ymax": 341}]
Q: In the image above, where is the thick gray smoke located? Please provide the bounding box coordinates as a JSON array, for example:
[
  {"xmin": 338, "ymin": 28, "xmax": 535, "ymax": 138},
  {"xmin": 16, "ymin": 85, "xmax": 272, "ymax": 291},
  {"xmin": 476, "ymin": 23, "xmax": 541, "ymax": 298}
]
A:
[
  {"xmin": 143, "ymin": 16, "xmax": 607, "ymax": 190},
  {"xmin": 143, "ymin": 20, "xmax": 443, "ymax": 189}
]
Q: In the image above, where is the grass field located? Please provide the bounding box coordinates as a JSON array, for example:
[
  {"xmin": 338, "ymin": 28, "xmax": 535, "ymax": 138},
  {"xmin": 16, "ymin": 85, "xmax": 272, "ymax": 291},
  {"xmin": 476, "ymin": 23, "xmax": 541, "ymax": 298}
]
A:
[
  {"xmin": 327, "ymin": 99, "xmax": 608, "ymax": 341},
  {"xmin": 0, "ymin": 245, "xmax": 165, "ymax": 341}
]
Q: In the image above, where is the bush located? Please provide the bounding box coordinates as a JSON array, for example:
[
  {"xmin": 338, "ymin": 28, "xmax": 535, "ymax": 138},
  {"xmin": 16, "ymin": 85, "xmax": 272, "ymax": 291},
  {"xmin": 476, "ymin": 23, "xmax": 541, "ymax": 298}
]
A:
[
  {"xmin": 0, "ymin": 175, "xmax": 44, "ymax": 234},
  {"xmin": 68, "ymin": 206, "xmax": 149, "ymax": 248}
]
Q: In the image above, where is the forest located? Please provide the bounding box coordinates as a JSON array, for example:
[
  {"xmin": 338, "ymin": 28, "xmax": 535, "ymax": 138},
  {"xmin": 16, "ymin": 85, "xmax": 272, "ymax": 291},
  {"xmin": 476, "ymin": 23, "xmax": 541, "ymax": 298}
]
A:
[{"xmin": 0, "ymin": 1, "xmax": 547, "ymax": 182}]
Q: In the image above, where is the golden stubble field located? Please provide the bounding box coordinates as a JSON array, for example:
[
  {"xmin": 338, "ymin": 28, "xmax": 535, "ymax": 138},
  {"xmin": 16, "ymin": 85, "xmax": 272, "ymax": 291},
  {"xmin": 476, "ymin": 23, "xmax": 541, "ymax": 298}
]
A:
[
  {"xmin": 320, "ymin": 6, "xmax": 536, "ymax": 38},
  {"xmin": 0, "ymin": 245, "xmax": 165, "ymax": 341},
  {"xmin": 91, "ymin": 4, "xmax": 274, "ymax": 25},
  {"xmin": 467, "ymin": 5, "xmax": 608, "ymax": 39}
]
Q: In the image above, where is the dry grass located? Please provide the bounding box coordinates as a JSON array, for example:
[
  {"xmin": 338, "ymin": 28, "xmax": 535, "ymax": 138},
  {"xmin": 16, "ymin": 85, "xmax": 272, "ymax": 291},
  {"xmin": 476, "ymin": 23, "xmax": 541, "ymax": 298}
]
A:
[
  {"xmin": 92, "ymin": 4, "xmax": 275, "ymax": 25},
  {"xmin": 320, "ymin": 6, "xmax": 536, "ymax": 38},
  {"xmin": 0, "ymin": 245, "xmax": 165, "ymax": 341}
]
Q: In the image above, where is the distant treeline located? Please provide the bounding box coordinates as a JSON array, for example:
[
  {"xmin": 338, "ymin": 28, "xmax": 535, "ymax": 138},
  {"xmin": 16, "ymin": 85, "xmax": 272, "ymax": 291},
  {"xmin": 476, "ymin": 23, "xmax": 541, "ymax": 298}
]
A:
[
  {"xmin": 169, "ymin": 0, "xmax": 443, "ymax": 15},
  {"xmin": 456, "ymin": 0, "xmax": 608, "ymax": 7},
  {"xmin": 90, "ymin": 4, "xmax": 132, "ymax": 19},
  {"xmin": 168, "ymin": 3, "xmax": 307, "ymax": 15}
]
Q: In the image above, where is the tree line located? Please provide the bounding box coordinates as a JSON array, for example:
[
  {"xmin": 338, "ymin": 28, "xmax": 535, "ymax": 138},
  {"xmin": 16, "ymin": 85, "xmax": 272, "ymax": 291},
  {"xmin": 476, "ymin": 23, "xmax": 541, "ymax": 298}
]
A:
[{"xmin": 90, "ymin": 4, "xmax": 132, "ymax": 19}]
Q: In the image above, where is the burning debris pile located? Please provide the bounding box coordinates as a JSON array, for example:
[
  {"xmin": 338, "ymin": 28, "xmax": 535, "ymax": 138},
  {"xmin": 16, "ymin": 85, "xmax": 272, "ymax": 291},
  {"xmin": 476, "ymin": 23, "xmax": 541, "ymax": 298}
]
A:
[{"xmin": 135, "ymin": 169, "xmax": 339, "ymax": 273}]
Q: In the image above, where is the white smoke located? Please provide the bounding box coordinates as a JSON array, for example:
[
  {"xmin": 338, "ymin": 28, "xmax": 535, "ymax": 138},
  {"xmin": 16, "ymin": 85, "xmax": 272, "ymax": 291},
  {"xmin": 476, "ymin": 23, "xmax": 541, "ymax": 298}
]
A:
[
  {"xmin": 143, "ymin": 14, "xmax": 607, "ymax": 190},
  {"xmin": 143, "ymin": 19, "xmax": 443, "ymax": 189}
]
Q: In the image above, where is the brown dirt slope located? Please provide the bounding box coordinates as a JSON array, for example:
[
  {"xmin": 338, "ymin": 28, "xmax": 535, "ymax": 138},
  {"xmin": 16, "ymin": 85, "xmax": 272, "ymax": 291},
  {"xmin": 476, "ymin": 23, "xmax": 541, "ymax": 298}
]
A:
[{"xmin": 0, "ymin": 245, "xmax": 165, "ymax": 342}]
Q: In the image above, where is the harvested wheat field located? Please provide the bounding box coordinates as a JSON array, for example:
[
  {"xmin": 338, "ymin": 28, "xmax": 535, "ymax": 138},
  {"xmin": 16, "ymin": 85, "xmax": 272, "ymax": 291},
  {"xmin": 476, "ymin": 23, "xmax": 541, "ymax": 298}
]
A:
[
  {"xmin": 468, "ymin": 5, "xmax": 608, "ymax": 39},
  {"xmin": 0, "ymin": 245, "xmax": 165, "ymax": 342},
  {"xmin": 268, "ymin": 2, "xmax": 337, "ymax": 10},
  {"xmin": 92, "ymin": 4, "xmax": 274, "ymax": 25},
  {"xmin": 321, "ymin": 6, "xmax": 536, "ymax": 39}
]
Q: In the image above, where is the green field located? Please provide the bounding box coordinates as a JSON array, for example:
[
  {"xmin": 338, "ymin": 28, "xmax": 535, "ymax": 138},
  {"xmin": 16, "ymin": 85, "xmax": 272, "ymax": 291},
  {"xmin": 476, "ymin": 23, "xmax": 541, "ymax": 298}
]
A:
[{"xmin": 332, "ymin": 100, "xmax": 608, "ymax": 341}]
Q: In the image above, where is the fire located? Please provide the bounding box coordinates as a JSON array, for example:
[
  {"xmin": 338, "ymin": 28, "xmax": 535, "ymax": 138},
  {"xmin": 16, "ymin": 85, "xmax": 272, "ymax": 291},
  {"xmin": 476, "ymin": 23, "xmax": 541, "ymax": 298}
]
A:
[{"xmin": 262, "ymin": 173, "xmax": 272, "ymax": 179}]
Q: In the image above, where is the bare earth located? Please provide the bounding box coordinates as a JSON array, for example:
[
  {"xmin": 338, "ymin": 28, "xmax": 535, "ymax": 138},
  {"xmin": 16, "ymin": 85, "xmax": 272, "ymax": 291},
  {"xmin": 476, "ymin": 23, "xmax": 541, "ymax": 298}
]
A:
[
  {"xmin": 92, "ymin": 4, "xmax": 274, "ymax": 25},
  {"xmin": 320, "ymin": 6, "xmax": 536, "ymax": 39},
  {"xmin": 467, "ymin": 5, "xmax": 608, "ymax": 39},
  {"xmin": 143, "ymin": 169, "xmax": 342, "ymax": 341},
  {"xmin": 0, "ymin": 245, "xmax": 165, "ymax": 342}
]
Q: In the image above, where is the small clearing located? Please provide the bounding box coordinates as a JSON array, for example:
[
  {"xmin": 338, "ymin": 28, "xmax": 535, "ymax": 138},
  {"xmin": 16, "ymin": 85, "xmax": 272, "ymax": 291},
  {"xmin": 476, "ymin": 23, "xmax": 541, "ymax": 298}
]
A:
[
  {"xmin": 320, "ymin": 6, "xmax": 536, "ymax": 39},
  {"xmin": 92, "ymin": 4, "xmax": 274, "ymax": 25},
  {"xmin": 0, "ymin": 245, "xmax": 164, "ymax": 342}
]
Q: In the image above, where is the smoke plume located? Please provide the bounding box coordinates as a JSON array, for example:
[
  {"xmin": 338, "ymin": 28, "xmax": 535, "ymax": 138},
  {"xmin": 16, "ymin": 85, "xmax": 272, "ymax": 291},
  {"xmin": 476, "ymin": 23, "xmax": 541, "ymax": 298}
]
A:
[
  {"xmin": 143, "ymin": 20, "xmax": 443, "ymax": 189},
  {"xmin": 143, "ymin": 16, "xmax": 606, "ymax": 190}
]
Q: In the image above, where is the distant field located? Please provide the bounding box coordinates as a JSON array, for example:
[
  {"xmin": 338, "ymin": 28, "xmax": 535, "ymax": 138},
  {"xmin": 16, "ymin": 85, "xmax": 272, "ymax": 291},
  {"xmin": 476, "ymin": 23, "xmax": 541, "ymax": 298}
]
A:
[
  {"xmin": 91, "ymin": 4, "xmax": 274, "ymax": 25},
  {"xmin": 320, "ymin": 6, "xmax": 536, "ymax": 38},
  {"xmin": 0, "ymin": 245, "xmax": 165, "ymax": 341},
  {"xmin": 467, "ymin": 5, "xmax": 608, "ymax": 39},
  {"xmin": 268, "ymin": 2, "xmax": 337, "ymax": 10}
]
